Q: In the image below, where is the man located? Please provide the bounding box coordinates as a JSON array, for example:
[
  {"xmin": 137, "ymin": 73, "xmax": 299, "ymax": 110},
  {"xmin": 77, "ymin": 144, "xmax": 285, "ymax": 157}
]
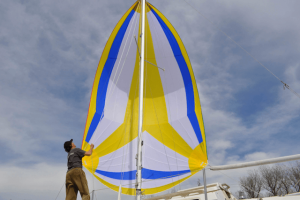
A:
[{"xmin": 64, "ymin": 139, "xmax": 94, "ymax": 200}]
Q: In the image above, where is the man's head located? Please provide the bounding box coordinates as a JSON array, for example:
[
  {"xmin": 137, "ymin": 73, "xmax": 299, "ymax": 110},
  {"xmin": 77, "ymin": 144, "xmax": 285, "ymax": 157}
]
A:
[{"xmin": 64, "ymin": 139, "xmax": 73, "ymax": 152}]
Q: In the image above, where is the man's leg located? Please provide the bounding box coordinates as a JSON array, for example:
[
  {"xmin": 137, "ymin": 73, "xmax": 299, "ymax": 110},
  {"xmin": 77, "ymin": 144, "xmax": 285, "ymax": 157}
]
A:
[
  {"xmin": 66, "ymin": 170, "xmax": 78, "ymax": 200},
  {"xmin": 73, "ymin": 168, "xmax": 90, "ymax": 200}
]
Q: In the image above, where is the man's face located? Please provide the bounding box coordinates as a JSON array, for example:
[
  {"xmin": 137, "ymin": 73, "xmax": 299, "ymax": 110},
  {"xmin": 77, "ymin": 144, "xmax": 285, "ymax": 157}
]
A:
[{"xmin": 71, "ymin": 142, "xmax": 76, "ymax": 148}]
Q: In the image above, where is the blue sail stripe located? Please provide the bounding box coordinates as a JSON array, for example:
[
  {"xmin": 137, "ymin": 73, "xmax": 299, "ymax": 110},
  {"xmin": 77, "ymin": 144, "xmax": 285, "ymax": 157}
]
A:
[
  {"xmin": 85, "ymin": 10, "xmax": 136, "ymax": 143},
  {"xmin": 150, "ymin": 9, "xmax": 203, "ymax": 144},
  {"xmin": 95, "ymin": 169, "xmax": 190, "ymax": 180},
  {"xmin": 95, "ymin": 169, "xmax": 136, "ymax": 180},
  {"xmin": 142, "ymin": 168, "xmax": 190, "ymax": 180}
]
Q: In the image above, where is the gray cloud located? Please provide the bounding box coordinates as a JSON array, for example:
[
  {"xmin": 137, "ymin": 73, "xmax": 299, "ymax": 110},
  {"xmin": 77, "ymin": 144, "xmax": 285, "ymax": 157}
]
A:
[{"xmin": 1, "ymin": 0, "xmax": 300, "ymax": 199}]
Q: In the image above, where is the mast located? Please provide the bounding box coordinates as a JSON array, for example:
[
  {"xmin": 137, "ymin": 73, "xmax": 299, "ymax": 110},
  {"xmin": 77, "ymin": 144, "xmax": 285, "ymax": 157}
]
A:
[
  {"xmin": 136, "ymin": 0, "xmax": 146, "ymax": 199},
  {"xmin": 203, "ymin": 168, "xmax": 208, "ymax": 200}
]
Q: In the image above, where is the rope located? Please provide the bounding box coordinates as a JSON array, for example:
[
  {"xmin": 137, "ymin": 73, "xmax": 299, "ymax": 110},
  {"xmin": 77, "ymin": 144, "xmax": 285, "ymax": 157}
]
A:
[
  {"xmin": 54, "ymin": 182, "xmax": 65, "ymax": 200},
  {"xmin": 82, "ymin": 190, "xmax": 94, "ymax": 200},
  {"xmin": 55, "ymin": 179, "xmax": 93, "ymax": 200},
  {"xmin": 182, "ymin": 0, "xmax": 300, "ymax": 100},
  {"xmin": 91, "ymin": 154, "xmax": 94, "ymax": 191}
]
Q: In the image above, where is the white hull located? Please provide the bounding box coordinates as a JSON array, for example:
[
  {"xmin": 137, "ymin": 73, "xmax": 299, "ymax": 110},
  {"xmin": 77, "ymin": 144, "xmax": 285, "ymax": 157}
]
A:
[
  {"xmin": 145, "ymin": 183, "xmax": 300, "ymax": 200},
  {"xmin": 145, "ymin": 183, "xmax": 238, "ymax": 200}
]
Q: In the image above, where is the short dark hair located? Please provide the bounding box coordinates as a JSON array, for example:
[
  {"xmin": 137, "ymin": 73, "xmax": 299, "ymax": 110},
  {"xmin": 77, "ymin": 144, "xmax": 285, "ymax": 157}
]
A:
[{"xmin": 64, "ymin": 139, "xmax": 73, "ymax": 153}]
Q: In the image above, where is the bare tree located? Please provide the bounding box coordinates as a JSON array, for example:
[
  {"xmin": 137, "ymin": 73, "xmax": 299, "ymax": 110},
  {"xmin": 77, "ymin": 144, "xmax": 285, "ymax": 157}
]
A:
[
  {"xmin": 233, "ymin": 191, "xmax": 242, "ymax": 199},
  {"xmin": 259, "ymin": 165, "xmax": 282, "ymax": 196},
  {"xmin": 197, "ymin": 178, "xmax": 201, "ymax": 186},
  {"xmin": 279, "ymin": 165, "xmax": 293, "ymax": 195},
  {"xmin": 289, "ymin": 161, "xmax": 300, "ymax": 192},
  {"xmin": 239, "ymin": 169, "xmax": 263, "ymax": 198}
]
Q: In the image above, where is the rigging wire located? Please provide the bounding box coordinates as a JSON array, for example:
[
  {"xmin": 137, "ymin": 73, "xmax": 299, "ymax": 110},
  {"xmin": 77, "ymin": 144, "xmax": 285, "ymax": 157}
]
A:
[
  {"xmin": 54, "ymin": 182, "xmax": 65, "ymax": 200},
  {"xmin": 182, "ymin": 0, "xmax": 300, "ymax": 100},
  {"xmin": 54, "ymin": 179, "xmax": 92, "ymax": 200},
  {"xmin": 91, "ymin": 154, "xmax": 95, "ymax": 192}
]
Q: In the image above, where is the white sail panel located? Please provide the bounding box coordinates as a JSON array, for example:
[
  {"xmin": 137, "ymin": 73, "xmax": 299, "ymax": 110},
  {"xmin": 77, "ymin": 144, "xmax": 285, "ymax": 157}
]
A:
[
  {"xmin": 95, "ymin": 173, "xmax": 136, "ymax": 189},
  {"xmin": 141, "ymin": 173, "xmax": 191, "ymax": 189},
  {"xmin": 142, "ymin": 132, "xmax": 189, "ymax": 172},
  {"xmin": 96, "ymin": 137, "xmax": 137, "ymax": 173}
]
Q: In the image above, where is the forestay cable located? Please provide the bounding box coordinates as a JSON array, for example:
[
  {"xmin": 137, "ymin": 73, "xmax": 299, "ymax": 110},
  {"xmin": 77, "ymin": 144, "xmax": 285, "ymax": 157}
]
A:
[
  {"xmin": 182, "ymin": 0, "xmax": 300, "ymax": 100},
  {"xmin": 54, "ymin": 182, "xmax": 65, "ymax": 200}
]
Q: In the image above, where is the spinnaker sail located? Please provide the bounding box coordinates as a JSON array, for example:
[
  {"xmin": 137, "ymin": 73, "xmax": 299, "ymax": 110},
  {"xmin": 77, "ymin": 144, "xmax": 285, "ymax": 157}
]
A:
[{"xmin": 81, "ymin": 1, "xmax": 207, "ymax": 195}]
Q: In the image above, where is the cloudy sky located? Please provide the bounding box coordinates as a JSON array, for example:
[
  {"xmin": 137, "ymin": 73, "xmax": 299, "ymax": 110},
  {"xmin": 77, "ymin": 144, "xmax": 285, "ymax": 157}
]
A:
[{"xmin": 1, "ymin": 0, "xmax": 300, "ymax": 199}]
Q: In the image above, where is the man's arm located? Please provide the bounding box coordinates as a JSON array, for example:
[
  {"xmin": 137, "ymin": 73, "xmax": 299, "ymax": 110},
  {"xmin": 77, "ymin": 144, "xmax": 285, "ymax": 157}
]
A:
[{"xmin": 85, "ymin": 144, "xmax": 94, "ymax": 156}]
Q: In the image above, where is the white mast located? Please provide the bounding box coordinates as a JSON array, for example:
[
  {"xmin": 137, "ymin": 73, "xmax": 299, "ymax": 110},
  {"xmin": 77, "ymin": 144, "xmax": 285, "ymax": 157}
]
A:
[{"xmin": 136, "ymin": 0, "xmax": 146, "ymax": 199}]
